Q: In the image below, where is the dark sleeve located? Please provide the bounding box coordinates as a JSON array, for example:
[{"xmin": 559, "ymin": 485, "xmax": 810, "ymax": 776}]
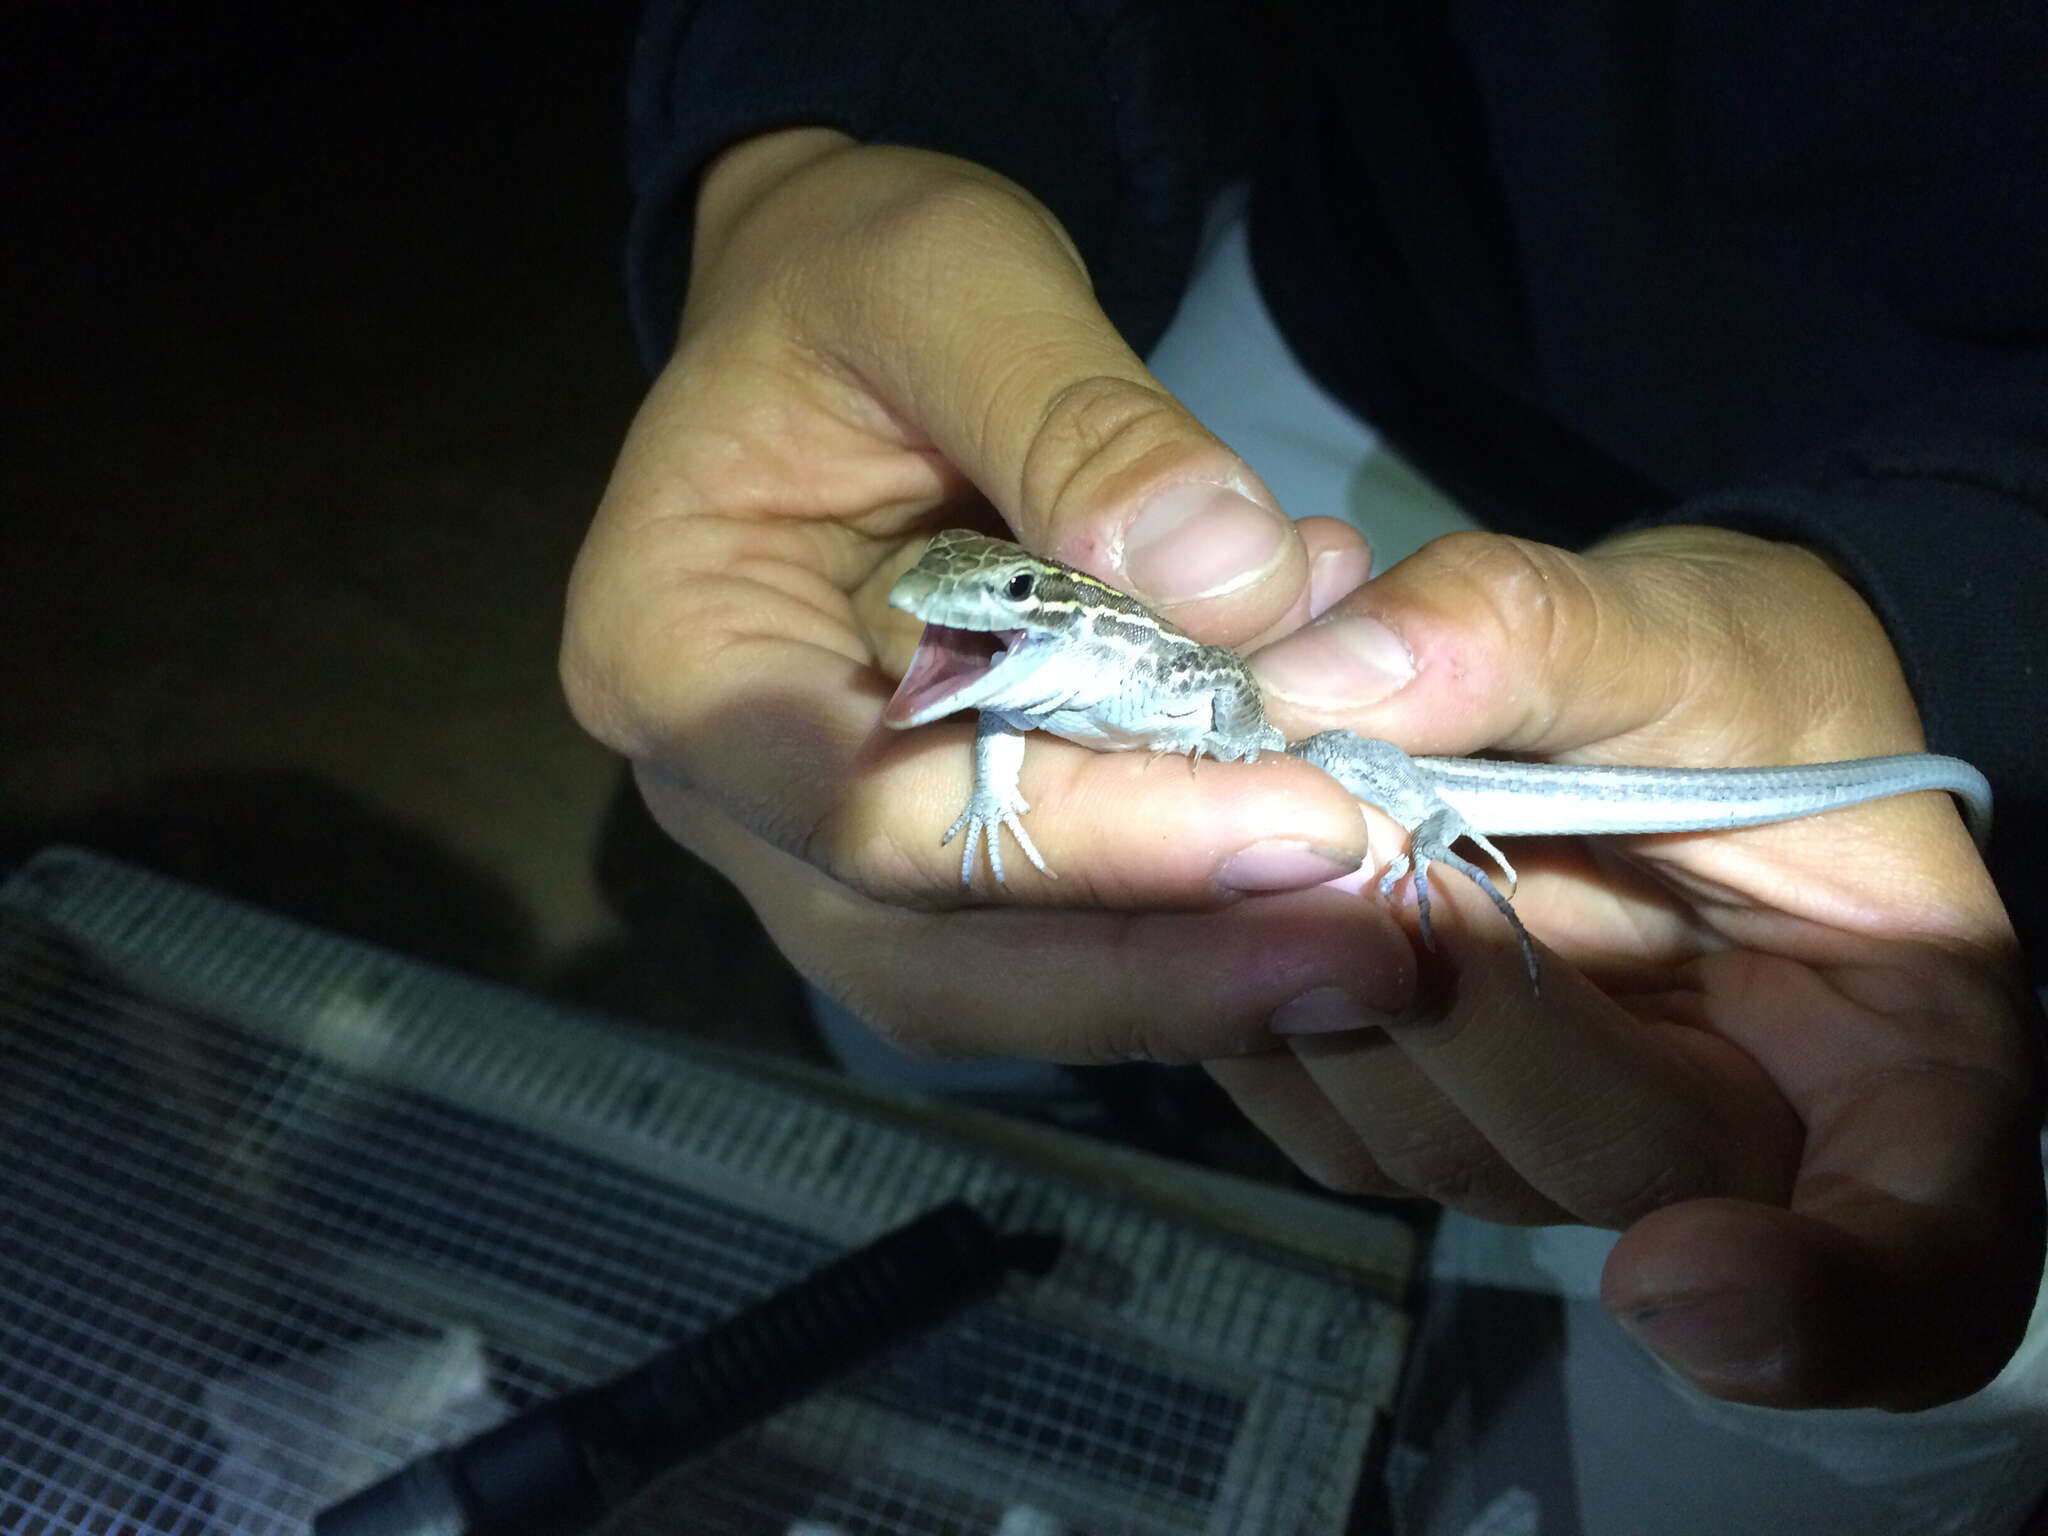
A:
[
  {"xmin": 1641, "ymin": 379, "xmax": 2048, "ymax": 981},
  {"xmin": 622, "ymin": 0, "xmax": 1253, "ymax": 373}
]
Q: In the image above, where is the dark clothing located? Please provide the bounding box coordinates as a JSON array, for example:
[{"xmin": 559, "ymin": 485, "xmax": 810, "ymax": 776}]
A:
[{"xmin": 623, "ymin": 0, "xmax": 2048, "ymax": 976}]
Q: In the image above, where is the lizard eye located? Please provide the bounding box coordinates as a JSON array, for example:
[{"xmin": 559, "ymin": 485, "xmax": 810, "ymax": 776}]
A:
[{"xmin": 1005, "ymin": 573, "xmax": 1035, "ymax": 600}]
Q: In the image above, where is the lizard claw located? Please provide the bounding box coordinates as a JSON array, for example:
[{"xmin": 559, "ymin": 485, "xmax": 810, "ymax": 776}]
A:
[
  {"xmin": 942, "ymin": 794, "xmax": 1055, "ymax": 886},
  {"xmin": 1386, "ymin": 810, "xmax": 1539, "ymax": 989}
]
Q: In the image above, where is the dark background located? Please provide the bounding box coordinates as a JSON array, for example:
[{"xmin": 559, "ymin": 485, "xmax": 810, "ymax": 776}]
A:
[{"xmin": 1, "ymin": 1, "xmax": 815, "ymax": 1053}]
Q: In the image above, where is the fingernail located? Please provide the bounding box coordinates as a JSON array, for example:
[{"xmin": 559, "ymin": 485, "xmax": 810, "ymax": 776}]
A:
[
  {"xmin": 1615, "ymin": 1292, "xmax": 1789, "ymax": 1390},
  {"xmin": 1271, "ymin": 985, "xmax": 1389, "ymax": 1036},
  {"xmin": 1125, "ymin": 483, "xmax": 1290, "ymax": 603},
  {"xmin": 1253, "ymin": 613, "xmax": 1415, "ymax": 707},
  {"xmin": 1308, "ymin": 545, "xmax": 1371, "ymax": 618},
  {"xmin": 1218, "ymin": 839, "xmax": 1359, "ymax": 894}
]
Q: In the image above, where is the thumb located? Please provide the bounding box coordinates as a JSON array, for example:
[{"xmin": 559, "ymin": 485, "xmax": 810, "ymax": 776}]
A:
[
  {"xmin": 1246, "ymin": 524, "xmax": 1920, "ymax": 761},
  {"xmin": 797, "ymin": 146, "xmax": 1319, "ymax": 646}
]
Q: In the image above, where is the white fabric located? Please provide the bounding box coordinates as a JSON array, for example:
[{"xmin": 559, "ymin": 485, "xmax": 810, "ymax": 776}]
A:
[{"xmin": 1147, "ymin": 209, "xmax": 1478, "ymax": 568}]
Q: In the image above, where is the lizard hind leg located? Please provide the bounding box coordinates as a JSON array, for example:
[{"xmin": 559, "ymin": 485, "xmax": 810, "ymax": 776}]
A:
[
  {"xmin": 1380, "ymin": 810, "xmax": 1540, "ymax": 988},
  {"xmin": 1465, "ymin": 828, "xmax": 1518, "ymax": 895}
]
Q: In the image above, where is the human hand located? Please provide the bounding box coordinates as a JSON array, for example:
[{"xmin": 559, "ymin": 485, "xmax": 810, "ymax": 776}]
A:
[
  {"xmin": 1210, "ymin": 524, "xmax": 2044, "ymax": 1409},
  {"xmin": 562, "ymin": 128, "xmax": 1407, "ymax": 1061}
]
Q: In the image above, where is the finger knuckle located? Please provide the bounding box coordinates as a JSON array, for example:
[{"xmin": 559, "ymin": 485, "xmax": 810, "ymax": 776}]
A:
[
  {"xmin": 1436, "ymin": 531, "xmax": 1576, "ymax": 639},
  {"xmin": 857, "ymin": 1003, "xmax": 960, "ymax": 1062},
  {"xmin": 1296, "ymin": 1143, "xmax": 1402, "ymax": 1198},
  {"xmin": 1031, "ymin": 373, "xmax": 1181, "ymax": 460},
  {"xmin": 1405, "ymin": 530, "xmax": 1625, "ymax": 730},
  {"xmin": 1546, "ymin": 1107, "xmax": 1728, "ymax": 1225},
  {"xmin": 1371, "ymin": 1123, "xmax": 1523, "ymax": 1213},
  {"xmin": 647, "ymin": 510, "xmax": 774, "ymax": 584},
  {"xmin": 1589, "ymin": 1147, "xmax": 1721, "ymax": 1226},
  {"xmin": 1017, "ymin": 375, "xmax": 1194, "ymax": 518},
  {"xmin": 1105, "ymin": 1017, "xmax": 1209, "ymax": 1069}
]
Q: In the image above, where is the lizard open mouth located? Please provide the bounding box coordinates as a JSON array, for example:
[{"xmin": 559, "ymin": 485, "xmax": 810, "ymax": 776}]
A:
[{"xmin": 884, "ymin": 623, "xmax": 1025, "ymax": 727}]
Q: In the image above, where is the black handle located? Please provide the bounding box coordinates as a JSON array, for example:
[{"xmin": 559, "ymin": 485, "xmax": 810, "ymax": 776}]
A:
[{"xmin": 314, "ymin": 1200, "xmax": 1058, "ymax": 1536}]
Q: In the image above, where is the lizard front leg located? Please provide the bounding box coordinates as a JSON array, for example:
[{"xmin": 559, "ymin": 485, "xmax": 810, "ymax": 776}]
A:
[{"xmin": 942, "ymin": 712, "xmax": 1055, "ymax": 885}]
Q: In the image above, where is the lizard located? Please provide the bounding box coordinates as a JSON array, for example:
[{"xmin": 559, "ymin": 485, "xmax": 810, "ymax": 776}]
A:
[{"xmin": 880, "ymin": 527, "xmax": 1995, "ymax": 987}]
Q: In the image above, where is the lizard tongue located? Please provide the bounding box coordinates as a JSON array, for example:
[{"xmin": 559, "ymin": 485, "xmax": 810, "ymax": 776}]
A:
[{"xmin": 883, "ymin": 623, "xmax": 1010, "ymax": 726}]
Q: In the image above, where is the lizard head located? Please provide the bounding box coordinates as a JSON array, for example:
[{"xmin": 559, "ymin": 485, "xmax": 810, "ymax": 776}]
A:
[{"xmin": 882, "ymin": 528, "xmax": 1174, "ymax": 728}]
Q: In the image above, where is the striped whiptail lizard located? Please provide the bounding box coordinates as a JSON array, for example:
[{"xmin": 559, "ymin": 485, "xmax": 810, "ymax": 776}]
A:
[{"xmin": 882, "ymin": 529, "xmax": 1994, "ymax": 986}]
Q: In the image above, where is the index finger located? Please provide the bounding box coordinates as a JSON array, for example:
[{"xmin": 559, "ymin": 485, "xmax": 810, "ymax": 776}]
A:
[{"xmin": 824, "ymin": 714, "xmax": 1371, "ymax": 909}]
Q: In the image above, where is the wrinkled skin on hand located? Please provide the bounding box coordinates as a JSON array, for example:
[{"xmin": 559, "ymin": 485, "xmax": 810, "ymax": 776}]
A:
[
  {"xmin": 562, "ymin": 129, "xmax": 2044, "ymax": 1413},
  {"xmin": 1228, "ymin": 525, "xmax": 2042, "ymax": 1409}
]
